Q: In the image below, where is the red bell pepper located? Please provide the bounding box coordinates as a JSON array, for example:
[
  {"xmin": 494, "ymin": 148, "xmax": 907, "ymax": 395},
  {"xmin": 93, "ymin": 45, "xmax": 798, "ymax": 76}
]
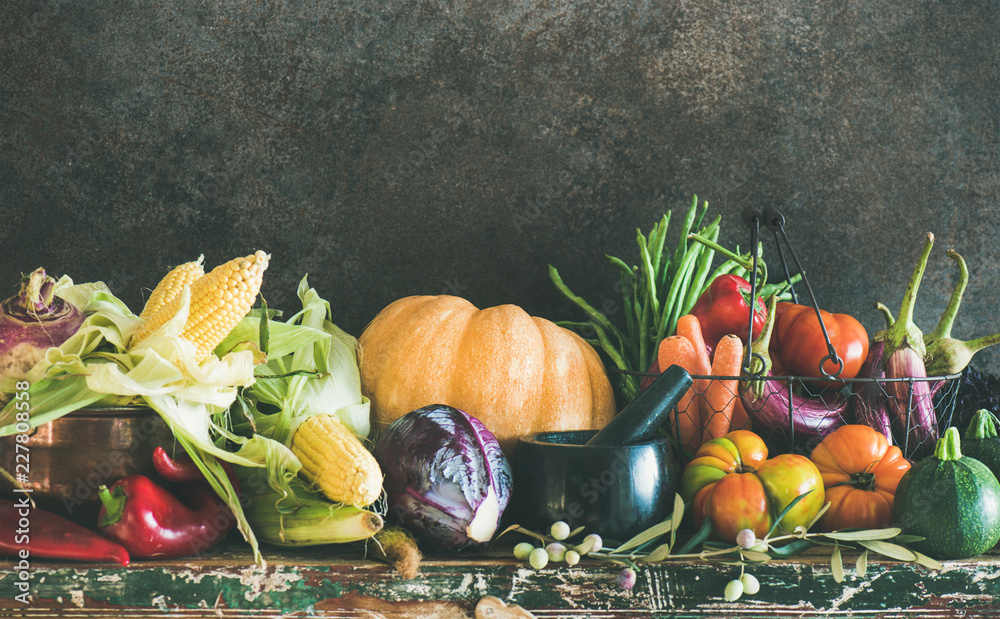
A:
[
  {"xmin": 771, "ymin": 301, "xmax": 870, "ymax": 389},
  {"xmin": 96, "ymin": 448, "xmax": 238, "ymax": 559},
  {"xmin": 1, "ymin": 498, "xmax": 130, "ymax": 566},
  {"xmin": 688, "ymin": 274, "xmax": 768, "ymax": 357}
]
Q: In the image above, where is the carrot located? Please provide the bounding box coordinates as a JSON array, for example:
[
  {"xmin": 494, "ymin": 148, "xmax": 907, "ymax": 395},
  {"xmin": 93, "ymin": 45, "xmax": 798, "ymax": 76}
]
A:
[
  {"xmin": 730, "ymin": 393, "xmax": 752, "ymax": 431},
  {"xmin": 656, "ymin": 335, "xmax": 701, "ymax": 455},
  {"xmin": 675, "ymin": 314, "xmax": 711, "ymax": 376},
  {"xmin": 703, "ymin": 334, "xmax": 743, "ymax": 441},
  {"xmin": 675, "ymin": 314, "xmax": 713, "ymax": 448}
]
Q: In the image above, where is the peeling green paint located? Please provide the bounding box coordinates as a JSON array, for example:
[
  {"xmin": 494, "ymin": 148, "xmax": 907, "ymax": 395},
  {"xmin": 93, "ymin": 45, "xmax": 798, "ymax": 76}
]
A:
[{"xmin": 1, "ymin": 545, "xmax": 998, "ymax": 616}]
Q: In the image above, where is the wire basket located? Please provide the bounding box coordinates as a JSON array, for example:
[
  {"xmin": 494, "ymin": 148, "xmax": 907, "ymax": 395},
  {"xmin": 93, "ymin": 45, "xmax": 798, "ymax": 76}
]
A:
[
  {"xmin": 656, "ymin": 206, "xmax": 960, "ymax": 463},
  {"xmin": 659, "ymin": 372, "xmax": 960, "ymax": 463}
]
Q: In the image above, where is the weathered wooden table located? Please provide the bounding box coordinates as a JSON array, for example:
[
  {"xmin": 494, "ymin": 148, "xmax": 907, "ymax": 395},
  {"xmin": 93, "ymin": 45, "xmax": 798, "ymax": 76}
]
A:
[{"xmin": 2, "ymin": 539, "xmax": 998, "ymax": 618}]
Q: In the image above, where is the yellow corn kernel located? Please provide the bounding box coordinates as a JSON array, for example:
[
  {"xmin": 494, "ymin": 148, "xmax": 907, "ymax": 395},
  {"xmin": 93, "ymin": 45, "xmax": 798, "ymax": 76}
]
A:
[
  {"xmin": 131, "ymin": 250, "xmax": 270, "ymax": 360},
  {"xmin": 139, "ymin": 256, "xmax": 205, "ymax": 320},
  {"xmin": 290, "ymin": 414, "xmax": 383, "ymax": 508}
]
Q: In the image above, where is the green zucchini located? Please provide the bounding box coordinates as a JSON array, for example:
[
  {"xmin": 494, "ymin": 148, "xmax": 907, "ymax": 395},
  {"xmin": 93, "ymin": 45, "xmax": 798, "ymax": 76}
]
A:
[
  {"xmin": 961, "ymin": 409, "xmax": 1000, "ymax": 480},
  {"xmin": 892, "ymin": 427, "xmax": 1000, "ymax": 560}
]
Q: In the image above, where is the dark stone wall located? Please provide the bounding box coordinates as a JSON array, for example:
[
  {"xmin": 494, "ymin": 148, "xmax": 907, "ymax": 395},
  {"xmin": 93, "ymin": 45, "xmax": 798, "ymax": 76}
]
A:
[{"xmin": 2, "ymin": 1, "xmax": 998, "ymax": 373}]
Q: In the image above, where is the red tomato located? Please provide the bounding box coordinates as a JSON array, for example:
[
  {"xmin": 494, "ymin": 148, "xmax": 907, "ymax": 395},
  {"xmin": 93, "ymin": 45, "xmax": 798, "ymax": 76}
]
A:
[
  {"xmin": 772, "ymin": 302, "xmax": 869, "ymax": 389},
  {"xmin": 680, "ymin": 430, "xmax": 825, "ymax": 543}
]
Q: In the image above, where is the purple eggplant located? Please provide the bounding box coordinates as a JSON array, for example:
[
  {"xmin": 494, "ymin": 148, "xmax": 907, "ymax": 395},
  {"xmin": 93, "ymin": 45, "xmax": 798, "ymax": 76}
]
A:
[
  {"xmin": 740, "ymin": 296, "xmax": 848, "ymax": 447},
  {"xmin": 874, "ymin": 232, "xmax": 938, "ymax": 459},
  {"xmin": 740, "ymin": 374, "xmax": 848, "ymax": 443},
  {"xmin": 854, "ymin": 339, "xmax": 893, "ymax": 442},
  {"xmin": 885, "ymin": 346, "xmax": 937, "ymax": 458}
]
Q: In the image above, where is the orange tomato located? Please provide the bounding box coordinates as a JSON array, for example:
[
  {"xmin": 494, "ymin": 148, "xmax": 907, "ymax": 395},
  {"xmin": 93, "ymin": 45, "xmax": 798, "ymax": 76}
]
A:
[{"xmin": 809, "ymin": 424, "xmax": 911, "ymax": 531}]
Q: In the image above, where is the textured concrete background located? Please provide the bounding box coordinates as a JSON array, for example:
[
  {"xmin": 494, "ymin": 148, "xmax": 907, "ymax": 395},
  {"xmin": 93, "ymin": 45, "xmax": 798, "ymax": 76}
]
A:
[{"xmin": 1, "ymin": 1, "xmax": 998, "ymax": 373}]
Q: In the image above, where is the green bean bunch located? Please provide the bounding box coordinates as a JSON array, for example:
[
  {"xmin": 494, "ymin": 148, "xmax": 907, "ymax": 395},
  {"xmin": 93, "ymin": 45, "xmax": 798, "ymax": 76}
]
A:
[{"xmin": 549, "ymin": 196, "xmax": 757, "ymax": 404}]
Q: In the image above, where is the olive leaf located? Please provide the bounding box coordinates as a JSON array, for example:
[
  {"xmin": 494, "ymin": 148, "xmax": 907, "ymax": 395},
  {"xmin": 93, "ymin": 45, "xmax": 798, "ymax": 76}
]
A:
[
  {"xmin": 644, "ymin": 543, "xmax": 673, "ymax": 563},
  {"xmin": 831, "ymin": 545, "xmax": 844, "ymax": 583},
  {"xmin": 856, "ymin": 549, "xmax": 868, "ymax": 577},
  {"xmin": 913, "ymin": 551, "xmax": 944, "ymax": 571},
  {"xmin": 764, "ymin": 490, "xmax": 812, "ymax": 539},
  {"xmin": 858, "ymin": 540, "xmax": 917, "ymax": 562},
  {"xmin": 612, "ymin": 518, "xmax": 677, "ymax": 554},
  {"xmin": 806, "ymin": 501, "xmax": 832, "ymax": 530},
  {"xmin": 669, "ymin": 493, "xmax": 684, "ymax": 551},
  {"xmin": 824, "ymin": 528, "xmax": 901, "ymax": 541},
  {"xmin": 739, "ymin": 550, "xmax": 772, "ymax": 564}
]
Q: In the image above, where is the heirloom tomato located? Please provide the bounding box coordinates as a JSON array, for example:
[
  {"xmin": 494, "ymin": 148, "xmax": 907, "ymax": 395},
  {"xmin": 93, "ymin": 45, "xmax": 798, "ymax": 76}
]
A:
[
  {"xmin": 809, "ymin": 424, "xmax": 910, "ymax": 531},
  {"xmin": 680, "ymin": 430, "xmax": 825, "ymax": 543},
  {"xmin": 772, "ymin": 302, "xmax": 869, "ymax": 389}
]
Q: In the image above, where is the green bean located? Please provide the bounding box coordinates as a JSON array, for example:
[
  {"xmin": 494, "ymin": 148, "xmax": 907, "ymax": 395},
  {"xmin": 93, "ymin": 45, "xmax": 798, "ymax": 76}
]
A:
[
  {"xmin": 620, "ymin": 272, "xmax": 637, "ymax": 344},
  {"xmin": 638, "ymin": 294, "xmax": 653, "ymax": 372},
  {"xmin": 657, "ymin": 215, "xmax": 720, "ymax": 339},
  {"xmin": 669, "ymin": 195, "xmax": 700, "ymax": 281},
  {"xmin": 604, "ymin": 254, "xmax": 637, "ymax": 288},
  {"xmin": 549, "ymin": 265, "xmax": 629, "ymax": 349},
  {"xmin": 647, "ymin": 213, "xmax": 670, "ymax": 282},
  {"xmin": 637, "ymin": 229, "xmax": 660, "ymax": 319},
  {"xmin": 705, "ymin": 258, "xmax": 743, "ymax": 285},
  {"xmin": 555, "ymin": 320, "xmax": 596, "ymax": 331},
  {"xmin": 681, "ymin": 217, "xmax": 722, "ymax": 315},
  {"xmin": 692, "ymin": 198, "xmax": 709, "ymax": 231},
  {"xmin": 659, "ymin": 243, "xmax": 702, "ymax": 342}
]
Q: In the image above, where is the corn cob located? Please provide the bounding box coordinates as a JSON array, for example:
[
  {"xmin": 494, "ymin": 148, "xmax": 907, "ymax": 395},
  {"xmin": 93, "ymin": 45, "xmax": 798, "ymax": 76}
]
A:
[
  {"xmin": 130, "ymin": 250, "xmax": 270, "ymax": 360},
  {"xmin": 290, "ymin": 414, "xmax": 383, "ymax": 508},
  {"xmin": 243, "ymin": 478, "xmax": 384, "ymax": 546},
  {"xmin": 139, "ymin": 256, "xmax": 205, "ymax": 320}
]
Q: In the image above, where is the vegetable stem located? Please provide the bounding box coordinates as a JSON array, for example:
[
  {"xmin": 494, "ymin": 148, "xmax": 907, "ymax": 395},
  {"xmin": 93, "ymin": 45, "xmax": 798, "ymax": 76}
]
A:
[
  {"xmin": 926, "ymin": 249, "xmax": 968, "ymax": 343},
  {"xmin": 883, "ymin": 233, "xmax": 934, "ymax": 362}
]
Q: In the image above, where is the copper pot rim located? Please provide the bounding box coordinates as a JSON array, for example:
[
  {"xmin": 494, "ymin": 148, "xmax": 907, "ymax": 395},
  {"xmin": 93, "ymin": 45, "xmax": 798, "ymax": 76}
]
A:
[{"xmin": 56, "ymin": 405, "xmax": 159, "ymax": 420}]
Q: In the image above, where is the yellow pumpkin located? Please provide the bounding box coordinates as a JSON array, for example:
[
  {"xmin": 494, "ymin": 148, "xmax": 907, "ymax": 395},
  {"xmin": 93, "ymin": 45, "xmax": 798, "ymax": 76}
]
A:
[{"xmin": 358, "ymin": 295, "xmax": 616, "ymax": 453}]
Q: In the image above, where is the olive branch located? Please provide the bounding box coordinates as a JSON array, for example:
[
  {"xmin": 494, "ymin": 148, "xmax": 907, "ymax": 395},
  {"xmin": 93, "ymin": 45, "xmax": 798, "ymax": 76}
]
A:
[{"xmin": 505, "ymin": 492, "xmax": 943, "ymax": 600}]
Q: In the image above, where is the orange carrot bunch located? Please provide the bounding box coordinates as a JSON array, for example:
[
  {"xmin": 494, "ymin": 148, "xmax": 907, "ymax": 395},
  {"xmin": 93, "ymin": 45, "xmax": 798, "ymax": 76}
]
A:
[{"xmin": 656, "ymin": 314, "xmax": 752, "ymax": 459}]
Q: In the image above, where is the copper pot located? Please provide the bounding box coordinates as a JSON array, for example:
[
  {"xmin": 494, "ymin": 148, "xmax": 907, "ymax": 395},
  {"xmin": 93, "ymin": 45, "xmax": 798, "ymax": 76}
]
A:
[{"xmin": 0, "ymin": 407, "xmax": 175, "ymax": 523}]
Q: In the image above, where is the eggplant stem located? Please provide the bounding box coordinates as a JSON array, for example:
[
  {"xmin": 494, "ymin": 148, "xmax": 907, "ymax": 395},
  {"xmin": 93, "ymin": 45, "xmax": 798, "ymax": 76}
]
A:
[
  {"xmin": 875, "ymin": 302, "xmax": 895, "ymax": 330},
  {"xmin": 882, "ymin": 232, "xmax": 933, "ymax": 364},
  {"xmin": 926, "ymin": 249, "xmax": 968, "ymax": 343}
]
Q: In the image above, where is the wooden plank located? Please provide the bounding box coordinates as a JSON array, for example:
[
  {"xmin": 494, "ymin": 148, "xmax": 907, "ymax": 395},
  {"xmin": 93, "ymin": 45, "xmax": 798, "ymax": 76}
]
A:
[{"xmin": 1, "ymin": 541, "xmax": 998, "ymax": 617}]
